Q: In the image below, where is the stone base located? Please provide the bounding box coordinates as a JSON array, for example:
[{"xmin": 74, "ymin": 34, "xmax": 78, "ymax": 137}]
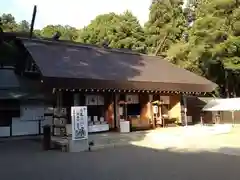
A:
[{"xmin": 69, "ymin": 139, "xmax": 89, "ymax": 152}]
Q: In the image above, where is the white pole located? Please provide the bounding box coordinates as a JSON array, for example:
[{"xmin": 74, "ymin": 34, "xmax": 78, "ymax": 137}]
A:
[
  {"xmin": 232, "ymin": 111, "xmax": 235, "ymax": 127},
  {"xmin": 183, "ymin": 96, "xmax": 188, "ymax": 127},
  {"xmin": 200, "ymin": 115, "xmax": 203, "ymax": 126},
  {"xmin": 184, "ymin": 107, "xmax": 187, "ymax": 127}
]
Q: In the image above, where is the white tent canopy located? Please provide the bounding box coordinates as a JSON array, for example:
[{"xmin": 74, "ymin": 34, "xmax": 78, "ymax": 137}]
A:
[{"xmin": 203, "ymin": 98, "xmax": 240, "ymax": 111}]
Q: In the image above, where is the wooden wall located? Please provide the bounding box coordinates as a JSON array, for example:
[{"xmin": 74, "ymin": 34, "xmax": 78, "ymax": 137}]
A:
[
  {"xmin": 168, "ymin": 95, "xmax": 181, "ymax": 123},
  {"xmin": 220, "ymin": 111, "xmax": 240, "ymax": 124},
  {"xmin": 56, "ymin": 92, "xmax": 189, "ymax": 130},
  {"xmin": 104, "ymin": 93, "xmax": 115, "ymax": 129},
  {"xmin": 130, "ymin": 93, "xmax": 152, "ymax": 129}
]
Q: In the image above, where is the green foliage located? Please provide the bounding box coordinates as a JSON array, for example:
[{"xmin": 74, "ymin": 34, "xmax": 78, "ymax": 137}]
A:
[
  {"xmin": 18, "ymin": 20, "xmax": 30, "ymax": 32},
  {"xmin": 78, "ymin": 11, "xmax": 146, "ymax": 53},
  {"xmin": 33, "ymin": 29, "xmax": 41, "ymax": 37},
  {"xmin": 167, "ymin": 0, "xmax": 240, "ymax": 96},
  {"xmin": 1, "ymin": 1, "xmax": 240, "ymax": 96},
  {"xmin": 144, "ymin": 0, "xmax": 187, "ymax": 55},
  {"xmin": 0, "ymin": 14, "xmax": 29, "ymax": 66},
  {"xmin": 41, "ymin": 25, "xmax": 79, "ymax": 41},
  {"xmin": 1, "ymin": 13, "xmax": 18, "ymax": 32}
]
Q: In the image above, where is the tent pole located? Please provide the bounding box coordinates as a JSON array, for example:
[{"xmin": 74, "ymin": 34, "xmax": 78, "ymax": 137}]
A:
[
  {"xmin": 232, "ymin": 111, "xmax": 235, "ymax": 127},
  {"xmin": 183, "ymin": 96, "xmax": 188, "ymax": 127},
  {"xmin": 200, "ymin": 115, "xmax": 203, "ymax": 126}
]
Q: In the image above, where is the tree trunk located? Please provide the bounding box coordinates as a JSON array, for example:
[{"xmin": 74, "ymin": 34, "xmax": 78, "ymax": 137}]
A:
[{"xmin": 154, "ymin": 31, "xmax": 169, "ymax": 56}]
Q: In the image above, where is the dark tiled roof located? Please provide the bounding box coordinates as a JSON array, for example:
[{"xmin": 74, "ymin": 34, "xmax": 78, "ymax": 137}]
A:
[
  {"xmin": 0, "ymin": 69, "xmax": 43, "ymax": 91},
  {"xmin": 20, "ymin": 38, "xmax": 217, "ymax": 92},
  {"xmin": 186, "ymin": 96, "xmax": 215, "ymax": 107},
  {"xmin": 3, "ymin": 32, "xmax": 37, "ymax": 39},
  {"xmin": 0, "ymin": 69, "xmax": 44, "ymax": 99},
  {"xmin": 0, "ymin": 69, "xmax": 20, "ymax": 89},
  {"xmin": 0, "ymin": 89, "xmax": 45, "ymax": 100}
]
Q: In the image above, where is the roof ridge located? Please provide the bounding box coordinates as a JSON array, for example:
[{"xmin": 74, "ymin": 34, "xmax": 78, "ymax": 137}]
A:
[{"xmin": 19, "ymin": 37, "xmax": 146, "ymax": 57}]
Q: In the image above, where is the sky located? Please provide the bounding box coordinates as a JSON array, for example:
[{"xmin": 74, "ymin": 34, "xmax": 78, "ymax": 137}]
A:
[{"xmin": 0, "ymin": 0, "xmax": 152, "ymax": 29}]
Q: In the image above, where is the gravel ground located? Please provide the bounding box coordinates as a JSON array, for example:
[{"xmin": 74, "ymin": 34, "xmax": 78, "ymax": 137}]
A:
[{"xmin": 1, "ymin": 139, "xmax": 240, "ymax": 180}]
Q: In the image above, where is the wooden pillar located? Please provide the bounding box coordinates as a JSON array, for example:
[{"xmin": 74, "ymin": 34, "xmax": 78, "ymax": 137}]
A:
[
  {"xmin": 152, "ymin": 94, "xmax": 160, "ymax": 128},
  {"xmin": 115, "ymin": 94, "xmax": 120, "ymax": 129},
  {"xmin": 113, "ymin": 92, "xmax": 117, "ymax": 130},
  {"xmin": 139, "ymin": 93, "xmax": 150, "ymax": 129},
  {"xmin": 62, "ymin": 91, "xmax": 73, "ymax": 124},
  {"xmin": 73, "ymin": 93, "xmax": 80, "ymax": 106},
  {"xmin": 56, "ymin": 91, "xmax": 62, "ymax": 110},
  {"xmin": 225, "ymin": 69, "xmax": 230, "ymax": 98},
  {"xmin": 104, "ymin": 93, "xmax": 115, "ymax": 129},
  {"xmin": 149, "ymin": 94, "xmax": 154, "ymax": 128},
  {"xmin": 232, "ymin": 111, "xmax": 235, "ymax": 126}
]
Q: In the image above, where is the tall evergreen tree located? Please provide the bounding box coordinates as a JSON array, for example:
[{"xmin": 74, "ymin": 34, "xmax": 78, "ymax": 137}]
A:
[
  {"xmin": 41, "ymin": 25, "xmax": 79, "ymax": 41},
  {"xmin": 0, "ymin": 13, "xmax": 18, "ymax": 32},
  {"xmin": 167, "ymin": 0, "xmax": 240, "ymax": 96},
  {"xmin": 144, "ymin": 0, "xmax": 187, "ymax": 56},
  {"xmin": 18, "ymin": 20, "xmax": 30, "ymax": 32},
  {"xmin": 78, "ymin": 11, "xmax": 146, "ymax": 53}
]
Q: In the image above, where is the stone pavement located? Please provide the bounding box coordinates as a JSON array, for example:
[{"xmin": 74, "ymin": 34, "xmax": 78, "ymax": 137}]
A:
[
  {"xmin": 1, "ymin": 125, "xmax": 240, "ymax": 179},
  {"xmin": 130, "ymin": 125, "xmax": 240, "ymax": 156},
  {"xmin": 88, "ymin": 130, "xmax": 149, "ymax": 150},
  {"xmin": 1, "ymin": 124, "xmax": 240, "ymax": 154},
  {"xmin": 1, "ymin": 144, "xmax": 240, "ymax": 180},
  {"xmin": 51, "ymin": 125, "xmax": 240, "ymax": 155}
]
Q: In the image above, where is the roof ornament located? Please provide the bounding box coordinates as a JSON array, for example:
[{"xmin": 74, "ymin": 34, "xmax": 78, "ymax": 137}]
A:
[{"xmin": 29, "ymin": 5, "xmax": 37, "ymax": 39}]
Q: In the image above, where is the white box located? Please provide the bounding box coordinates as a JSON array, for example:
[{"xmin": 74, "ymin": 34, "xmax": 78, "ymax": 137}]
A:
[
  {"xmin": 88, "ymin": 124, "xmax": 109, "ymax": 133},
  {"xmin": 93, "ymin": 116, "xmax": 98, "ymax": 122},
  {"xmin": 120, "ymin": 121, "xmax": 130, "ymax": 133},
  {"xmin": 119, "ymin": 107, "xmax": 123, "ymax": 116},
  {"xmin": 0, "ymin": 127, "xmax": 10, "ymax": 137},
  {"xmin": 100, "ymin": 117, "xmax": 104, "ymax": 122},
  {"xmin": 88, "ymin": 116, "xmax": 91, "ymax": 122}
]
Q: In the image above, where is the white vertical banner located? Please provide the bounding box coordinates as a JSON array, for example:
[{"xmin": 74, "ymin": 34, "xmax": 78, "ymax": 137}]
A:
[{"xmin": 71, "ymin": 106, "xmax": 88, "ymax": 140}]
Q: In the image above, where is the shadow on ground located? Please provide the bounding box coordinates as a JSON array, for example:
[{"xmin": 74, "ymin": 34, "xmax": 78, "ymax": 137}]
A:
[{"xmin": 0, "ymin": 136, "xmax": 240, "ymax": 180}]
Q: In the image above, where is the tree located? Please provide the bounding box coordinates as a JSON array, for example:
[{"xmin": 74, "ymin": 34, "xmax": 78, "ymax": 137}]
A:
[
  {"xmin": 0, "ymin": 13, "xmax": 18, "ymax": 32},
  {"xmin": 61, "ymin": 25, "xmax": 79, "ymax": 41},
  {"xmin": 18, "ymin": 20, "xmax": 30, "ymax": 32},
  {"xmin": 33, "ymin": 29, "xmax": 41, "ymax": 37},
  {"xmin": 41, "ymin": 25, "xmax": 79, "ymax": 41},
  {"xmin": 78, "ymin": 11, "xmax": 146, "ymax": 53},
  {"xmin": 144, "ymin": 0, "xmax": 187, "ymax": 56},
  {"xmin": 167, "ymin": 0, "xmax": 240, "ymax": 96},
  {"xmin": 0, "ymin": 14, "xmax": 18, "ymax": 66}
]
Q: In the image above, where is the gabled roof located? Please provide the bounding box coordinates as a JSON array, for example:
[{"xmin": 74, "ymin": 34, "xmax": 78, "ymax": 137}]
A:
[
  {"xmin": 186, "ymin": 96, "xmax": 217, "ymax": 107},
  {"xmin": 20, "ymin": 38, "xmax": 217, "ymax": 92},
  {"xmin": 0, "ymin": 69, "xmax": 43, "ymax": 99},
  {"xmin": 0, "ymin": 69, "xmax": 20, "ymax": 89},
  {"xmin": 3, "ymin": 32, "xmax": 37, "ymax": 39}
]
